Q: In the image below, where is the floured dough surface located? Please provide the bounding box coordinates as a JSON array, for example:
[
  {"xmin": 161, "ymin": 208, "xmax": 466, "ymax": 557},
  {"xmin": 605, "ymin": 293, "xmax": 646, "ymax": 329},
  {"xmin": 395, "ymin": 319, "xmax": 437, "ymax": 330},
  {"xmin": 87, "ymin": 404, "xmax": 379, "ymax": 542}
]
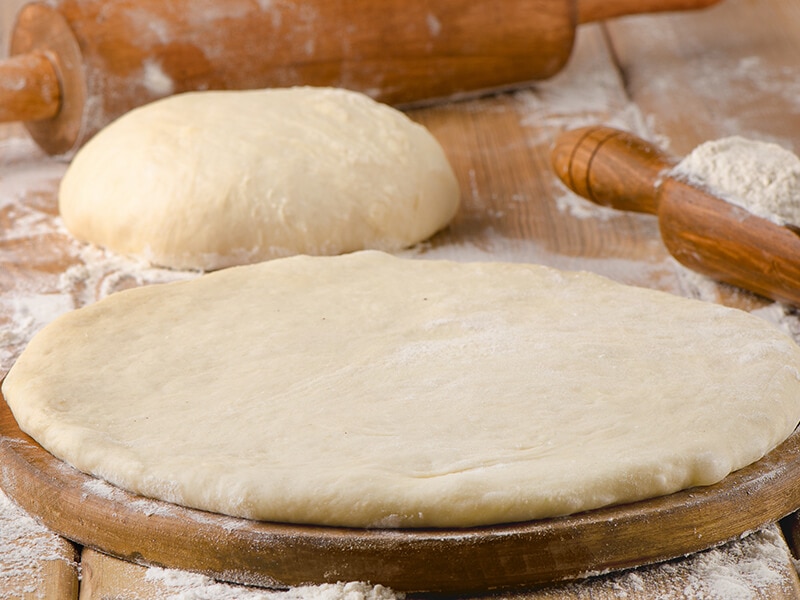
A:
[
  {"xmin": 4, "ymin": 252, "xmax": 800, "ymax": 528},
  {"xmin": 58, "ymin": 87, "xmax": 459, "ymax": 271}
]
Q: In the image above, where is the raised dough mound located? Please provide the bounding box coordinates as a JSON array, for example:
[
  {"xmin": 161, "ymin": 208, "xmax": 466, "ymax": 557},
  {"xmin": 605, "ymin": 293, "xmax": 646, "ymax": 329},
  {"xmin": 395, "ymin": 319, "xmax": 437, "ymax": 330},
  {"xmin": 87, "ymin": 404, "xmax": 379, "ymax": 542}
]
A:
[
  {"xmin": 5, "ymin": 252, "xmax": 800, "ymax": 528},
  {"xmin": 58, "ymin": 87, "xmax": 460, "ymax": 270}
]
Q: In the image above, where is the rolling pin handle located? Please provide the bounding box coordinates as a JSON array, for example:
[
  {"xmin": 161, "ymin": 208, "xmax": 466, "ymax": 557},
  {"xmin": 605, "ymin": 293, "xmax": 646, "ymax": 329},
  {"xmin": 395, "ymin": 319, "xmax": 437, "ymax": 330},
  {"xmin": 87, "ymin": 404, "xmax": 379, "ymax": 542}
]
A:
[
  {"xmin": 551, "ymin": 126, "xmax": 677, "ymax": 215},
  {"xmin": 0, "ymin": 52, "xmax": 62, "ymax": 123}
]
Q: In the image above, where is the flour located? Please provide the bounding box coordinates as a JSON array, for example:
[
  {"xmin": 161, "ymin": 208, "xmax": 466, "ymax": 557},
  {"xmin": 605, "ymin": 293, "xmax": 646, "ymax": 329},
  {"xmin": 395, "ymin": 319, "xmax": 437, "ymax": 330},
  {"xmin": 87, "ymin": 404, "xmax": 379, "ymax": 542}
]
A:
[
  {"xmin": 58, "ymin": 243, "xmax": 198, "ymax": 308},
  {"xmin": 678, "ymin": 526, "xmax": 793, "ymax": 600},
  {"xmin": 0, "ymin": 487, "xmax": 77, "ymax": 599},
  {"xmin": 513, "ymin": 22, "xmax": 667, "ymax": 152},
  {"xmin": 751, "ymin": 301, "xmax": 800, "ymax": 339},
  {"xmin": 0, "ymin": 121, "xmax": 196, "ymax": 375},
  {"xmin": 0, "ymin": 291, "xmax": 74, "ymax": 376},
  {"xmin": 144, "ymin": 569, "xmax": 401, "ymax": 600},
  {"xmin": 554, "ymin": 526, "xmax": 794, "ymax": 600},
  {"xmin": 672, "ymin": 136, "xmax": 800, "ymax": 226}
]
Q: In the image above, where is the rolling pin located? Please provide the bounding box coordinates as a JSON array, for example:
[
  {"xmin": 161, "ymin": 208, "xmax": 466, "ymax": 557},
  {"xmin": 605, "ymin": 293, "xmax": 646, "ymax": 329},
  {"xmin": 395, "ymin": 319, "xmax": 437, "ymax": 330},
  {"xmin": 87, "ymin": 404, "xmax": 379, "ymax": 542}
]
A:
[
  {"xmin": 551, "ymin": 126, "xmax": 800, "ymax": 306},
  {"xmin": 2, "ymin": 0, "xmax": 721, "ymax": 156}
]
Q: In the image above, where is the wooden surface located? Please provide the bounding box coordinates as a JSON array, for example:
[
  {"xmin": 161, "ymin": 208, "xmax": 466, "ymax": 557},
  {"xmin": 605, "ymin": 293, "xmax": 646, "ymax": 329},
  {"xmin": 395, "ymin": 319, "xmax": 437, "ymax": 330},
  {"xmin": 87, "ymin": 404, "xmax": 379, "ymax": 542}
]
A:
[
  {"xmin": 4, "ymin": 390, "xmax": 800, "ymax": 594},
  {"xmin": 0, "ymin": 468, "xmax": 79, "ymax": 600},
  {"xmin": 3, "ymin": 0, "xmax": 800, "ymax": 596}
]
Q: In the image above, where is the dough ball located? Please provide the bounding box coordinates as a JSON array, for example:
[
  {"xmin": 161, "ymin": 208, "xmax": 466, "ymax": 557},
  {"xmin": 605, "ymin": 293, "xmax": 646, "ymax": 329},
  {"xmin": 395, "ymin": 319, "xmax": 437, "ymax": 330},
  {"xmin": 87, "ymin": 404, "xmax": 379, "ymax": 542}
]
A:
[{"xmin": 58, "ymin": 87, "xmax": 460, "ymax": 270}]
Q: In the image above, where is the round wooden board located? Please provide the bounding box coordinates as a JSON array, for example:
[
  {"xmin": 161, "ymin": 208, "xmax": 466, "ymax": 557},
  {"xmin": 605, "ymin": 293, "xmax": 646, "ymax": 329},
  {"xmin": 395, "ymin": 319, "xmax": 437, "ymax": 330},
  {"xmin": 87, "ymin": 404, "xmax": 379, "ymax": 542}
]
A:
[{"xmin": 2, "ymin": 394, "xmax": 800, "ymax": 594}]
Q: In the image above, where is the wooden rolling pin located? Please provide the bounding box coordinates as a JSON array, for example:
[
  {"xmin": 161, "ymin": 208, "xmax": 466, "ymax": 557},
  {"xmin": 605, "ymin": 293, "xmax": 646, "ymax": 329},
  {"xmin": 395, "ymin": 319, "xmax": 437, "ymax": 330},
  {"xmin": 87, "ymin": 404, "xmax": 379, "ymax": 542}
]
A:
[
  {"xmin": 551, "ymin": 126, "xmax": 800, "ymax": 306},
  {"xmin": 3, "ymin": 0, "xmax": 721, "ymax": 155}
]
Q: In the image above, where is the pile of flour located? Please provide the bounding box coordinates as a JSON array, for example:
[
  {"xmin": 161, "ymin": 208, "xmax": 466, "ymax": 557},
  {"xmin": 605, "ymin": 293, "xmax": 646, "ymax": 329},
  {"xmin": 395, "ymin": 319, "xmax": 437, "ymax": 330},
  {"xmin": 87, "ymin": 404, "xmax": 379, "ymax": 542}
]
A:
[{"xmin": 672, "ymin": 136, "xmax": 800, "ymax": 226}]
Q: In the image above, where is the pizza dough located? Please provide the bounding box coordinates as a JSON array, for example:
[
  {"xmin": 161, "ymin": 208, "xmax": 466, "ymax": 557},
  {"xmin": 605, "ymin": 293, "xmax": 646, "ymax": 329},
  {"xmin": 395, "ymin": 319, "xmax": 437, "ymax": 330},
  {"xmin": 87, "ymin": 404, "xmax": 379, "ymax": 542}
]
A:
[
  {"xmin": 58, "ymin": 87, "xmax": 459, "ymax": 271},
  {"xmin": 4, "ymin": 252, "xmax": 800, "ymax": 528}
]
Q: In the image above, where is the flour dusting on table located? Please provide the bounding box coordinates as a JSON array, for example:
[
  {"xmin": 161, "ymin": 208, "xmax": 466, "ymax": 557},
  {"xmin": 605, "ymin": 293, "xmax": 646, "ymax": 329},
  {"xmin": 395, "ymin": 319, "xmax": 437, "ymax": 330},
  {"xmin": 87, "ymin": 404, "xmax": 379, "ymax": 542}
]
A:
[
  {"xmin": 678, "ymin": 527, "xmax": 793, "ymax": 600},
  {"xmin": 546, "ymin": 526, "xmax": 795, "ymax": 600},
  {"xmin": 58, "ymin": 244, "xmax": 198, "ymax": 309},
  {"xmin": 0, "ymin": 488, "xmax": 76, "ymax": 599},
  {"xmin": 144, "ymin": 569, "xmax": 401, "ymax": 600}
]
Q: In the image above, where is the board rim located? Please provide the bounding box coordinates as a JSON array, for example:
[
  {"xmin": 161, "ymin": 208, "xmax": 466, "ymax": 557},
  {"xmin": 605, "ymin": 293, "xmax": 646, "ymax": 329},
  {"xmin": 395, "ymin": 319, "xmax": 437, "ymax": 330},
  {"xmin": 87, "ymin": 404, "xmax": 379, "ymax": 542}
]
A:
[{"xmin": 1, "ymin": 393, "xmax": 800, "ymax": 593}]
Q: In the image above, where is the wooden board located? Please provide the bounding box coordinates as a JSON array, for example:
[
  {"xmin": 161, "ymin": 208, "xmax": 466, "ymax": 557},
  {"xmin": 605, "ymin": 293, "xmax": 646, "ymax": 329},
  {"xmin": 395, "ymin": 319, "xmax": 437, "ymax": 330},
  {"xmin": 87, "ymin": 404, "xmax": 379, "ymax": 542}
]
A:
[
  {"xmin": 0, "ymin": 521, "xmax": 79, "ymax": 600},
  {"xmin": 2, "ymin": 392, "xmax": 800, "ymax": 595}
]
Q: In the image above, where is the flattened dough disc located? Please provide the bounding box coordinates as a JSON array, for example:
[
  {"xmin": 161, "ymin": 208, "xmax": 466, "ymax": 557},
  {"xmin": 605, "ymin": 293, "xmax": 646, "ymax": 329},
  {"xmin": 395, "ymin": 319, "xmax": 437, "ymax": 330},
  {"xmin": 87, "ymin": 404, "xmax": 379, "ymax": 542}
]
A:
[{"xmin": 4, "ymin": 251, "xmax": 800, "ymax": 529}]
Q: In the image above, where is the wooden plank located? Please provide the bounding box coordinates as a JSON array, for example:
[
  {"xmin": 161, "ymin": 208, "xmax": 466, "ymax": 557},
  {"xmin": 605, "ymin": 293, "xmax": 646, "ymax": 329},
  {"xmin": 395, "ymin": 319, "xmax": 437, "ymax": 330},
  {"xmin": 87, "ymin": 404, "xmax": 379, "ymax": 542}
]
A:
[
  {"xmin": 606, "ymin": 0, "xmax": 800, "ymax": 155},
  {"xmin": 19, "ymin": 560, "xmax": 79, "ymax": 600},
  {"xmin": 0, "ymin": 488, "xmax": 79, "ymax": 600},
  {"xmin": 79, "ymin": 549, "xmax": 164, "ymax": 600}
]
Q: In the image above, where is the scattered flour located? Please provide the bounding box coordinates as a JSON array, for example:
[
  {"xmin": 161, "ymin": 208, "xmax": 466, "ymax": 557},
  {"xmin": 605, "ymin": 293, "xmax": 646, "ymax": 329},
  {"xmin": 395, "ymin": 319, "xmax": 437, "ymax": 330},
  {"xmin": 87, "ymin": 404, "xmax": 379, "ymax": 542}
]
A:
[
  {"xmin": 0, "ymin": 291, "xmax": 74, "ymax": 375},
  {"xmin": 672, "ymin": 136, "xmax": 800, "ymax": 226},
  {"xmin": 513, "ymin": 23, "xmax": 667, "ymax": 150},
  {"xmin": 0, "ymin": 486, "xmax": 76, "ymax": 599},
  {"xmin": 750, "ymin": 301, "xmax": 800, "ymax": 339},
  {"xmin": 58, "ymin": 243, "xmax": 198, "ymax": 308},
  {"xmin": 81, "ymin": 477, "xmax": 179, "ymax": 519},
  {"xmin": 142, "ymin": 58, "xmax": 176, "ymax": 96},
  {"xmin": 543, "ymin": 526, "xmax": 794, "ymax": 600},
  {"xmin": 0, "ymin": 123, "xmax": 197, "ymax": 375},
  {"xmin": 552, "ymin": 187, "xmax": 621, "ymax": 222},
  {"xmin": 678, "ymin": 526, "xmax": 793, "ymax": 600},
  {"xmin": 144, "ymin": 570, "xmax": 401, "ymax": 600}
]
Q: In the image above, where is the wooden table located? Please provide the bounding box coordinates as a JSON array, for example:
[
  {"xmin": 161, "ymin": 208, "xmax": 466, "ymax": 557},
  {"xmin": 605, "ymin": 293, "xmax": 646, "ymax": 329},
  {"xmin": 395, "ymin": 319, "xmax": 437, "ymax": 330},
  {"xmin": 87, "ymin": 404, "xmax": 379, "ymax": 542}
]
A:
[{"xmin": 4, "ymin": 0, "xmax": 800, "ymax": 596}]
